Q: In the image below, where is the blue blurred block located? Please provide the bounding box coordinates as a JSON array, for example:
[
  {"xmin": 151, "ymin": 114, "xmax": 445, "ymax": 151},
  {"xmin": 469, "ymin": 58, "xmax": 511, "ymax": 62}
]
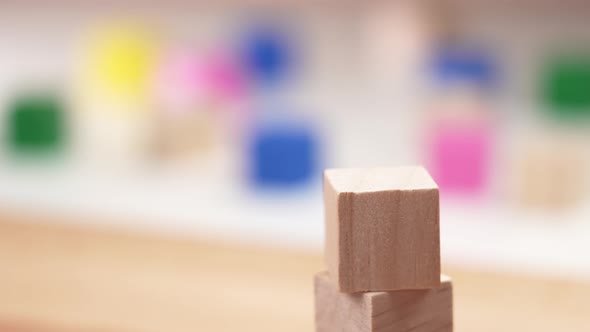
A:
[
  {"xmin": 431, "ymin": 44, "xmax": 497, "ymax": 90},
  {"xmin": 241, "ymin": 23, "xmax": 295, "ymax": 85},
  {"xmin": 249, "ymin": 123, "xmax": 317, "ymax": 187}
]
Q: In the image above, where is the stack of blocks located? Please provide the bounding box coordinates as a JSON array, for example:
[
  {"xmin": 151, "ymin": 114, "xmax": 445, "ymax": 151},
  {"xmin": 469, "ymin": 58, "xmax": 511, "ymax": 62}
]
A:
[{"xmin": 315, "ymin": 166, "xmax": 453, "ymax": 332}]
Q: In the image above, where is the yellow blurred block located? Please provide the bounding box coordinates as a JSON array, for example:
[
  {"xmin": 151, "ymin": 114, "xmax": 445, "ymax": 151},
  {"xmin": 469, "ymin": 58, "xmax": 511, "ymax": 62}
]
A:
[{"xmin": 83, "ymin": 22, "xmax": 157, "ymax": 105}]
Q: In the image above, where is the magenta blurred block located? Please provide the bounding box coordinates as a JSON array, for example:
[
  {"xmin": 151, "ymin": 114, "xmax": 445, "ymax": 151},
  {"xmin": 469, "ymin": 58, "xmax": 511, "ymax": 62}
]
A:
[
  {"xmin": 427, "ymin": 117, "xmax": 492, "ymax": 194},
  {"xmin": 203, "ymin": 50, "xmax": 247, "ymax": 101}
]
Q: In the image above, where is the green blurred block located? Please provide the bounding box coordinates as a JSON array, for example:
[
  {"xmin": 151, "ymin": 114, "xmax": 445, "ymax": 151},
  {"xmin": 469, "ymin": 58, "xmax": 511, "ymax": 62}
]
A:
[
  {"xmin": 542, "ymin": 54, "xmax": 590, "ymax": 117},
  {"xmin": 7, "ymin": 93, "xmax": 66, "ymax": 154}
]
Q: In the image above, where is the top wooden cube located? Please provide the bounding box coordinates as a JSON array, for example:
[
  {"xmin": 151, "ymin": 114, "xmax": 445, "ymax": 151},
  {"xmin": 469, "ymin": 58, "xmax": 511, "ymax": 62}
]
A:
[{"xmin": 323, "ymin": 166, "xmax": 440, "ymax": 293}]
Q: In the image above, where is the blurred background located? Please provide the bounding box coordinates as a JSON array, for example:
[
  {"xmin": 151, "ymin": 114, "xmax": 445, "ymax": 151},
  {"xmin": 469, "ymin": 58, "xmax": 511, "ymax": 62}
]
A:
[{"xmin": 0, "ymin": 1, "xmax": 589, "ymax": 331}]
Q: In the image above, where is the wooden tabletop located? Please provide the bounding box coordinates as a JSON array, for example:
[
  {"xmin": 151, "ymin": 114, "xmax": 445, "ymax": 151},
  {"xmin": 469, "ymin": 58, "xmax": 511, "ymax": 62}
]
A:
[{"xmin": 0, "ymin": 211, "xmax": 588, "ymax": 332}]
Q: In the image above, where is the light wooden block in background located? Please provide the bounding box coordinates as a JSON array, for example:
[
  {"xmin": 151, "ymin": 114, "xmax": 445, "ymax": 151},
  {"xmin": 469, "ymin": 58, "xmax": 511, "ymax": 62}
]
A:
[
  {"xmin": 323, "ymin": 166, "xmax": 440, "ymax": 293},
  {"xmin": 314, "ymin": 272, "xmax": 453, "ymax": 332}
]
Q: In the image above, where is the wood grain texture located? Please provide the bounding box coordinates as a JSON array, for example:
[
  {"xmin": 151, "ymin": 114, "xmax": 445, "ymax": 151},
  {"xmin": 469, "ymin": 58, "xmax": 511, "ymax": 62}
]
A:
[
  {"xmin": 315, "ymin": 272, "xmax": 452, "ymax": 332},
  {"xmin": 0, "ymin": 211, "xmax": 589, "ymax": 332},
  {"xmin": 324, "ymin": 167, "xmax": 440, "ymax": 293}
]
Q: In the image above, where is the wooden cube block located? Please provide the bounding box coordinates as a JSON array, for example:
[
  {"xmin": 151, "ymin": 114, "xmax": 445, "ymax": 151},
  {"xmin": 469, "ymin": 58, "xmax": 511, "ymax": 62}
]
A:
[
  {"xmin": 324, "ymin": 166, "xmax": 440, "ymax": 292},
  {"xmin": 314, "ymin": 271, "xmax": 453, "ymax": 332},
  {"xmin": 510, "ymin": 135, "xmax": 589, "ymax": 210}
]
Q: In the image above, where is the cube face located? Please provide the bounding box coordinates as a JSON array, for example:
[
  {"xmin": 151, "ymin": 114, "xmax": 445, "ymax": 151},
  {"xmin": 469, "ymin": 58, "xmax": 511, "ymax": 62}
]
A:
[
  {"xmin": 324, "ymin": 167, "xmax": 440, "ymax": 292},
  {"xmin": 314, "ymin": 272, "xmax": 370, "ymax": 332},
  {"xmin": 315, "ymin": 272, "xmax": 453, "ymax": 332}
]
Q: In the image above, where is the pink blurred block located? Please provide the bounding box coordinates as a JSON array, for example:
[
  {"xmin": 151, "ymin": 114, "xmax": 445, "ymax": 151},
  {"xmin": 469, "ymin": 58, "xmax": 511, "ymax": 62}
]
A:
[
  {"xmin": 427, "ymin": 117, "xmax": 492, "ymax": 194},
  {"xmin": 156, "ymin": 50, "xmax": 204, "ymax": 109},
  {"xmin": 156, "ymin": 48, "xmax": 246, "ymax": 111}
]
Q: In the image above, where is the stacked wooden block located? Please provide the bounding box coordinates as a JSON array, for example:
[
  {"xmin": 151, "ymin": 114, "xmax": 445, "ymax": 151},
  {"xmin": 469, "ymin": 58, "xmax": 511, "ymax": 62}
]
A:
[{"xmin": 315, "ymin": 167, "xmax": 453, "ymax": 332}]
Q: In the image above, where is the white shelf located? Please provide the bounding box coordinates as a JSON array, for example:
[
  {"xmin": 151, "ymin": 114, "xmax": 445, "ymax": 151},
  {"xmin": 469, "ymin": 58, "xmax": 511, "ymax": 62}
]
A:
[{"xmin": 1, "ymin": 167, "xmax": 589, "ymax": 282}]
